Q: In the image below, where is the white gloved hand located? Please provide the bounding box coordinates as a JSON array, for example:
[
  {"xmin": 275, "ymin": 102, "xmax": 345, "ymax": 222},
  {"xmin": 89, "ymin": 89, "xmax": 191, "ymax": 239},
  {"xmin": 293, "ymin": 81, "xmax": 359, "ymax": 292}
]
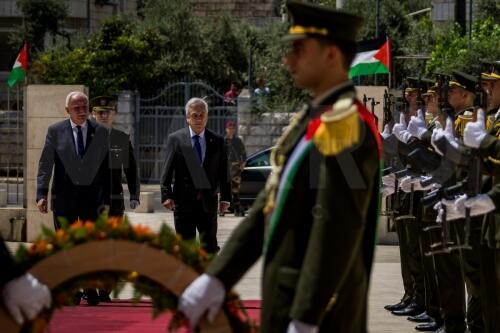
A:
[
  {"xmin": 2, "ymin": 273, "xmax": 52, "ymax": 324},
  {"xmin": 178, "ymin": 273, "xmax": 225, "ymax": 329},
  {"xmin": 434, "ymin": 202, "xmax": 444, "ymax": 223},
  {"xmin": 431, "ymin": 122, "xmax": 444, "ymax": 155},
  {"xmin": 286, "ymin": 319, "xmax": 319, "ymax": 333},
  {"xmin": 381, "ymin": 184, "xmax": 395, "ymax": 198},
  {"xmin": 464, "ymin": 108, "xmax": 487, "ymax": 148},
  {"xmin": 129, "ymin": 200, "xmax": 140, "ymax": 209},
  {"xmin": 382, "ymin": 173, "xmax": 396, "ymax": 188},
  {"xmin": 442, "ymin": 117, "xmax": 460, "ymax": 149},
  {"xmin": 381, "ymin": 124, "xmax": 391, "ymax": 139},
  {"xmin": 440, "ymin": 194, "xmax": 466, "ymax": 221},
  {"xmin": 408, "ymin": 109, "xmax": 428, "ymax": 139},
  {"xmin": 464, "ymin": 194, "xmax": 496, "ymax": 216},
  {"xmin": 393, "ymin": 114, "xmax": 412, "ymax": 144},
  {"xmin": 399, "ymin": 175, "xmax": 435, "ymax": 193}
]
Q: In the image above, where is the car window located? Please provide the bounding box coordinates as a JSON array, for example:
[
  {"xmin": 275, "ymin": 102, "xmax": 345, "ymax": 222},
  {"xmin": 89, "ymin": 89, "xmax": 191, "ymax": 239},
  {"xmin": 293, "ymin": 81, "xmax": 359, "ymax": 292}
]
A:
[{"xmin": 246, "ymin": 149, "xmax": 271, "ymax": 167}]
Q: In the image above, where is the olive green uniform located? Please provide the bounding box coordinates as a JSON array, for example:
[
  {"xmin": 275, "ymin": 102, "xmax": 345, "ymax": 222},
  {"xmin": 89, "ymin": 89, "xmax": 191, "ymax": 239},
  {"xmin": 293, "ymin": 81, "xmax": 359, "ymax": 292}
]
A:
[
  {"xmin": 207, "ymin": 84, "xmax": 381, "ymax": 333},
  {"xmin": 477, "ymin": 107, "xmax": 500, "ymax": 333}
]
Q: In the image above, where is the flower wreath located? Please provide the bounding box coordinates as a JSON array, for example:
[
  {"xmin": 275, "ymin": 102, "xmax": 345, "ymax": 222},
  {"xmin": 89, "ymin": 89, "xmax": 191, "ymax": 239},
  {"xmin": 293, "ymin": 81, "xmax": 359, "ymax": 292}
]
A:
[{"xmin": 13, "ymin": 215, "xmax": 258, "ymax": 333}]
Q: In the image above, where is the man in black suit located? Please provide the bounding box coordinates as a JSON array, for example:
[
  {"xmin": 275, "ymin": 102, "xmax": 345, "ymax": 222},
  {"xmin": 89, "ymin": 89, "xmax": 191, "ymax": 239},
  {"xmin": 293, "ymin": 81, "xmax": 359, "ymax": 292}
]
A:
[
  {"xmin": 91, "ymin": 96, "xmax": 140, "ymax": 217},
  {"xmin": 36, "ymin": 91, "xmax": 111, "ymax": 229},
  {"xmin": 36, "ymin": 91, "xmax": 111, "ymax": 306},
  {"xmin": 161, "ymin": 97, "xmax": 231, "ymax": 253}
]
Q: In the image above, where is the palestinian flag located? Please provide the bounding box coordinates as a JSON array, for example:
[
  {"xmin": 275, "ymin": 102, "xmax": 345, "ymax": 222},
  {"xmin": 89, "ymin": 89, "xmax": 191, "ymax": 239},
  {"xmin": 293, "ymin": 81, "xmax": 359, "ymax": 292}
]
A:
[
  {"xmin": 349, "ymin": 37, "xmax": 391, "ymax": 79},
  {"xmin": 7, "ymin": 41, "xmax": 28, "ymax": 88}
]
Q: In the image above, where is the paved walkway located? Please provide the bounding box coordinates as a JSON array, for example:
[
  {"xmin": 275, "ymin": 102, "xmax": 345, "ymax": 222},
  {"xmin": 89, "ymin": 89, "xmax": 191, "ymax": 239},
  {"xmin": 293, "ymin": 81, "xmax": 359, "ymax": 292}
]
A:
[{"xmin": 7, "ymin": 206, "xmax": 417, "ymax": 332}]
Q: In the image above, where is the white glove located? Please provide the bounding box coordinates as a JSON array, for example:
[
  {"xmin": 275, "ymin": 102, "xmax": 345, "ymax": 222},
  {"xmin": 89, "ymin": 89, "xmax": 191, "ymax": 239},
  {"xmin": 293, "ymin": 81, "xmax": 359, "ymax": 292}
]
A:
[
  {"xmin": 431, "ymin": 122, "xmax": 444, "ymax": 155},
  {"xmin": 381, "ymin": 184, "xmax": 395, "ymax": 198},
  {"xmin": 2, "ymin": 273, "xmax": 52, "ymax": 324},
  {"xmin": 393, "ymin": 114, "xmax": 412, "ymax": 144},
  {"xmin": 464, "ymin": 108, "xmax": 487, "ymax": 148},
  {"xmin": 381, "ymin": 124, "xmax": 391, "ymax": 139},
  {"xmin": 382, "ymin": 173, "xmax": 396, "ymax": 188},
  {"xmin": 399, "ymin": 175, "xmax": 435, "ymax": 192},
  {"xmin": 442, "ymin": 117, "xmax": 460, "ymax": 149},
  {"xmin": 408, "ymin": 109, "xmax": 428, "ymax": 139},
  {"xmin": 440, "ymin": 194, "xmax": 466, "ymax": 221},
  {"xmin": 286, "ymin": 320, "xmax": 319, "ymax": 333},
  {"xmin": 178, "ymin": 273, "xmax": 225, "ymax": 329},
  {"xmin": 129, "ymin": 200, "xmax": 140, "ymax": 209},
  {"xmin": 464, "ymin": 194, "xmax": 496, "ymax": 216}
]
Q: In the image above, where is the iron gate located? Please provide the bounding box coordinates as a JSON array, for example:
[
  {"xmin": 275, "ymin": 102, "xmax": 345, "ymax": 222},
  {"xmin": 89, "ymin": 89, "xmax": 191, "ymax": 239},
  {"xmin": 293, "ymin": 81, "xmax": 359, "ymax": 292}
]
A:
[{"xmin": 136, "ymin": 81, "xmax": 237, "ymax": 183}]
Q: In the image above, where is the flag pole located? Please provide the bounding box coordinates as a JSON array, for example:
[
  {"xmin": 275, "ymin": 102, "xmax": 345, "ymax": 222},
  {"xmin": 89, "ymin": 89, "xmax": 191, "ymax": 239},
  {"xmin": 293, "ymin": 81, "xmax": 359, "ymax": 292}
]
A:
[{"xmin": 387, "ymin": 36, "xmax": 392, "ymax": 89}]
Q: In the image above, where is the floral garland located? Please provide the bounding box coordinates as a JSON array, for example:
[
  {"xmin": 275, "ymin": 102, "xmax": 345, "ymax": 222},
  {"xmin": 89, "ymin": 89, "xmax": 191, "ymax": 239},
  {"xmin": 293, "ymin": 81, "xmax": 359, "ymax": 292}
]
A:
[{"xmin": 15, "ymin": 215, "xmax": 258, "ymax": 333}]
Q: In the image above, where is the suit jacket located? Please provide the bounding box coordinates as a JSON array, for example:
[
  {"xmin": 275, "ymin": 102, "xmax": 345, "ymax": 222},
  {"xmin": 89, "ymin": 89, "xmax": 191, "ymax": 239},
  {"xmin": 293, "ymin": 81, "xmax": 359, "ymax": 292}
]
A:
[
  {"xmin": 108, "ymin": 128, "xmax": 140, "ymax": 215},
  {"xmin": 207, "ymin": 84, "xmax": 381, "ymax": 333},
  {"xmin": 36, "ymin": 119, "xmax": 111, "ymax": 217},
  {"xmin": 160, "ymin": 127, "xmax": 231, "ymax": 214}
]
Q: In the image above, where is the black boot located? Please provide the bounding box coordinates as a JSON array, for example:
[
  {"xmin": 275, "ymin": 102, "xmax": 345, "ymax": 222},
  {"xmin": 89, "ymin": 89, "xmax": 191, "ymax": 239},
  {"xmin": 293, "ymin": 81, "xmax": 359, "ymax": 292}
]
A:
[{"xmin": 384, "ymin": 299, "xmax": 410, "ymax": 311}]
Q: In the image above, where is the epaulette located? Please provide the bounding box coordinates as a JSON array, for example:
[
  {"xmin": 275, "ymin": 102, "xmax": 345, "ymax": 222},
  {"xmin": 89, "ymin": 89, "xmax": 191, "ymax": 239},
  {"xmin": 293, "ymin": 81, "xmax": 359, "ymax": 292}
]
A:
[{"xmin": 313, "ymin": 97, "xmax": 360, "ymax": 156}]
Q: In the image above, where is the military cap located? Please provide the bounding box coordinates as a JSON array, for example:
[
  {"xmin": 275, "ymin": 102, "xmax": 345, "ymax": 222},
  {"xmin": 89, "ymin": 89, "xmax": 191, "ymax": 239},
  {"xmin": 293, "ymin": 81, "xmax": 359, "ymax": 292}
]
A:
[
  {"xmin": 284, "ymin": 1, "xmax": 363, "ymax": 43},
  {"xmin": 405, "ymin": 77, "xmax": 434, "ymax": 95},
  {"xmin": 449, "ymin": 71, "xmax": 477, "ymax": 93},
  {"xmin": 91, "ymin": 96, "xmax": 117, "ymax": 112},
  {"xmin": 225, "ymin": 120, "xmax": 235, "ymax": 129},
  {"xmin": 481, "ymin": 60, "xmax": 500, "ymax": 81},
  {"xmin": 422, "ymin": 83, "xmax": 439, "ymax": 96}
]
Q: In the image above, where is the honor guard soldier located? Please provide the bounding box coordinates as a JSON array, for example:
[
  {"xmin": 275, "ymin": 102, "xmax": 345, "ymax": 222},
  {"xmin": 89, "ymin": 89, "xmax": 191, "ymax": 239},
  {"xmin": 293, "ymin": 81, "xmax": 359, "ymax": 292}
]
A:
[
  {"xmin": 91, "ymin": 96, "xmax": 141, "ymax": 218},
  {"xmin": 223, "ymin": 120, "xmax": 247, "ymax": 217},
  {"xmin": 462, "ymin": 60, "xmax": 500, "ymax": 333},
  {"xmin": 176, "ymin": 2, "xmax": 382, "ymax": 332}
]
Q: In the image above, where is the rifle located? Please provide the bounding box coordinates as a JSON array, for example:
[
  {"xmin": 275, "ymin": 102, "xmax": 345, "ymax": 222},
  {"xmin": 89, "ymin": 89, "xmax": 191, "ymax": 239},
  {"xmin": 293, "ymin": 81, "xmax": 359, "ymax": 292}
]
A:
[
  {"xmin": 431, "ymin": 135, "xmax": 482, "ymax": 251},
  {"xmin": 383, "ymin": 89, "xmax": 393, "ymax": 126},
  {"xmin": 368, "ymin": 97, "xmax": 380, "ymax": 128},
  {"xmin": 436, "ymin": 74, "xmax": 454, "ymax": 118}
]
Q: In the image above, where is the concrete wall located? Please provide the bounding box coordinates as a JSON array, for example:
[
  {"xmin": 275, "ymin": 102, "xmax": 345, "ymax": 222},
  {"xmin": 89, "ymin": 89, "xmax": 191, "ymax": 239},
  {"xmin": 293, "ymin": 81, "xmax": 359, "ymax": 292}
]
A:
[
  {"xmin": 0, "ymin": 207, "xmax": 25, "ymax": 241},
  {"xmin": 25, "ymin": 85, "xmax": 87, "ymax": 241},
  {"xmin": 356, "ymin": 85, "xmax": 388, "ymax": 133}
]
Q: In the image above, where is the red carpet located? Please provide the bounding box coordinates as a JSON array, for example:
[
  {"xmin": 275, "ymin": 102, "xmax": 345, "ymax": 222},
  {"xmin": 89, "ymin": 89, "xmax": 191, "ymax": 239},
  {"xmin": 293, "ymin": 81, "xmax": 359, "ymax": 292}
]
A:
[{"xmin": 48, "ymin": 300, "xmax": 261, "ymax": 332}]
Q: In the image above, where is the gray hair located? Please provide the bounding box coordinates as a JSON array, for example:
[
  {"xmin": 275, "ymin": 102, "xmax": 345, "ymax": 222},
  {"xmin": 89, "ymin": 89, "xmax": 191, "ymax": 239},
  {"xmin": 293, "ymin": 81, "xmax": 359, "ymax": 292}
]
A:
[
  {"xmin": 65, "ymin": 91, "xmax": 89, "ymax": 107},
  {"xmin": 185, "ymin": 97, "xmax": 208, "ymax": 116}
]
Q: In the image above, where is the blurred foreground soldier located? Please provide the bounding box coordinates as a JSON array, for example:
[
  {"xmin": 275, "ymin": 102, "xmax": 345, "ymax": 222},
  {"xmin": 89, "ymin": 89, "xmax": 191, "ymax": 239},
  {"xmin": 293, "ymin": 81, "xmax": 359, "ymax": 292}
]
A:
[
  {"xmin": 1, "ymin": 238, "xmax": 51, "ymax": 325},
  {"xmin": 463, "ymin": 61, "xmax": 500, "ymax": 333},
  {"xmin": 177, "ymin": 2, "xmax": 381, "ymax": 333},
  {"xmin": 222, "ymin": 120, "xmax": 247, "ymax": 217},
  {"xmin": 91, "ymin": 96, "xmax": 140, "ymax": 217}
]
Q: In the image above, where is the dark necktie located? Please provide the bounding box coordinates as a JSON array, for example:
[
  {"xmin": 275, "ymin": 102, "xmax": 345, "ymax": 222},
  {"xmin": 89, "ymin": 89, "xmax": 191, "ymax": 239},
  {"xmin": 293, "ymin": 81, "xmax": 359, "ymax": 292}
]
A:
[
  {"xmin": 76, "ymin": 125, "xmax": 85, "ymax": 158},
  {"xmin": 193, "ymin": 135, "xmax": 203, "ymax": 164}
]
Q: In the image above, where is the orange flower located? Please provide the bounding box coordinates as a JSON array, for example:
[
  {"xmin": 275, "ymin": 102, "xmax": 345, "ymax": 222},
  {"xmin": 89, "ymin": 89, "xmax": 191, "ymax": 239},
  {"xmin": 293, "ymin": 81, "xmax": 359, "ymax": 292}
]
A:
[
  {"xmin": 84, "ymin": 221, "xmax": 95, "ymax": 232},
  {"xmin": 55, "ymin": 229, "xmax": 66, "ymax": 240},
  {"xmin": 70, "ymin": 220, "xmax": 83, "ymax": 229},
  {"xmin": 29, "ymin": 240, "xmax": 48, "ymax": 254},
  {"xmin": 107, "ymin": 216, "xmax": 121, "ymax": 229},
  {"xmin": 199, "ymin": 248, "xmax": 208, "ymax": 259},
  {"xmin": 133, "ymin": 224, "xmax": 153, "ymax": 237}
]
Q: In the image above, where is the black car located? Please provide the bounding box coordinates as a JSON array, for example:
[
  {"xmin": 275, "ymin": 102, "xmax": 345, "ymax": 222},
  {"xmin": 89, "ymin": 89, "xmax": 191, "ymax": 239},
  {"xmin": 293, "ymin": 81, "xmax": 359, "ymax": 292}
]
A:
[{"xmin": 239, "ymin": 147, "xmax": 273, "ymax": 209}]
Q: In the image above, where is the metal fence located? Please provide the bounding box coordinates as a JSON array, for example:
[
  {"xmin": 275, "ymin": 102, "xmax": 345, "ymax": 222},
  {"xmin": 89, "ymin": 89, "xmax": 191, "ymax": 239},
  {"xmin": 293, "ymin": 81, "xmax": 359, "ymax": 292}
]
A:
[
  {"xmin": 135, "ymin": 81, "xmax": 237, "ymax": 183},
  {"xmin": 0, "ymin": 82, "xmax": 24, "ymax": 206}
]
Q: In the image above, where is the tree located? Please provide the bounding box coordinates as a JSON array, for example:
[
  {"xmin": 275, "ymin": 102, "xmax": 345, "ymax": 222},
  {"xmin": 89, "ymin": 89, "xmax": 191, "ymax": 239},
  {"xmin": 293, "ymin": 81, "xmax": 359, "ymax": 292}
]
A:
[
  {"xmin": 426, "ymin": 17, "xmax": 500, "ymax": 75},
  {"xmin": 13, "ymin": 0, "xmax": 69, "ymax": 53}
]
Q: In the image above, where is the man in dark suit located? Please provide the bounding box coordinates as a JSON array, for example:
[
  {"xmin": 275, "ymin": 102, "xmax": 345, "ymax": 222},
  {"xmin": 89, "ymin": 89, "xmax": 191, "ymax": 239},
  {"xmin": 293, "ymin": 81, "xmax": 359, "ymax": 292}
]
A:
[
  {"xmin": 37, "ymin": 91, "xmax": 111, "ymax": 228},
  {"xmin": 91, "ymin": 96, "xmax": 140, "ymax": 217},
  {"xmin": 36, "ymin": 91, "xmax": 110, "ymax": 306},
  {"xmin": 161, "ymin": 97, "xmax": 231, "ymax": 253},
  {"xmin": 177, "ymin": 2, "xmax": 381, "ymax": 333}
]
